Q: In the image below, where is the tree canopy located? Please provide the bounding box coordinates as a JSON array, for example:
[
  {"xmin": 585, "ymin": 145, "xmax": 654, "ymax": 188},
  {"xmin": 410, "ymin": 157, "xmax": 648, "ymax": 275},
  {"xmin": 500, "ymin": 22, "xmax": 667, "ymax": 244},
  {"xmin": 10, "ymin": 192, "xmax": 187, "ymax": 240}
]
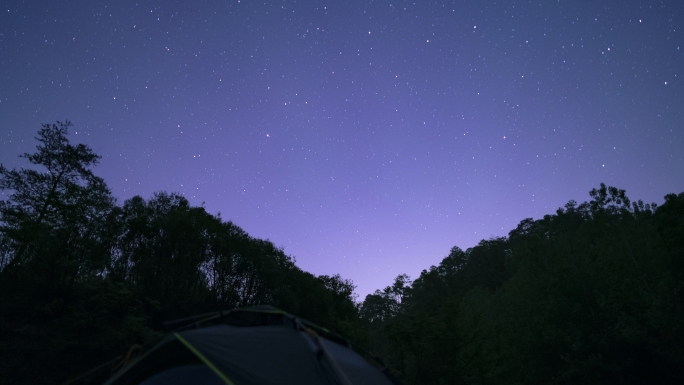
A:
[{"xmin": 361, "ymin": 184, "xmax": 684, "ymax": 385}]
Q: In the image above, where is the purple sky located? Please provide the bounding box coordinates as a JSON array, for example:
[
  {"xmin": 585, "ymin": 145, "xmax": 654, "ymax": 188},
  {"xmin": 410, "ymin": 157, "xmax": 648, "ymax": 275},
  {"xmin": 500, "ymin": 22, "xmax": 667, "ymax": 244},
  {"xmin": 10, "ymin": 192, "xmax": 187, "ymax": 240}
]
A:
[{"xmin": 2, "ymin": 0, "xmax": 683, "ymax": 298}]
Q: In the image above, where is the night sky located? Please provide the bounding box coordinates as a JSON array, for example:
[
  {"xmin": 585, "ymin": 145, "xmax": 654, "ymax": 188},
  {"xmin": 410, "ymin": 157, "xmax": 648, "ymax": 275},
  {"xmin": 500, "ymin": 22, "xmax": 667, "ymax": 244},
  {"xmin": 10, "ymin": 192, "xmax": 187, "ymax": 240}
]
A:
[{"xmin": 2, "ymin": 0, "xmax": 683, "ymax": 298}]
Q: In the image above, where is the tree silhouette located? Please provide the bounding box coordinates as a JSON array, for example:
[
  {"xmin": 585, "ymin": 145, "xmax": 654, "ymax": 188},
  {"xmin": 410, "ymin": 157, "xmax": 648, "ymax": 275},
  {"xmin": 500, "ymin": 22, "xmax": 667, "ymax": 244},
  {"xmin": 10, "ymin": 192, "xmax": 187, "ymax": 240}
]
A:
[{"xmin": 0, "ymin": 120, "xmax": 114, "ymax": 286}]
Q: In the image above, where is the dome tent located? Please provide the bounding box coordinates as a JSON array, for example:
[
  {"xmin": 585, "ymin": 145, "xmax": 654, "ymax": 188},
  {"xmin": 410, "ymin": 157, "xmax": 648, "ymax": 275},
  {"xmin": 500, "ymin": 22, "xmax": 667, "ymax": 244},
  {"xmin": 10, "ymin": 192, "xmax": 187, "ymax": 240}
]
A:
[{"xmin": 103, "ymin": 306, "xmax": 401, "ymax": 385}]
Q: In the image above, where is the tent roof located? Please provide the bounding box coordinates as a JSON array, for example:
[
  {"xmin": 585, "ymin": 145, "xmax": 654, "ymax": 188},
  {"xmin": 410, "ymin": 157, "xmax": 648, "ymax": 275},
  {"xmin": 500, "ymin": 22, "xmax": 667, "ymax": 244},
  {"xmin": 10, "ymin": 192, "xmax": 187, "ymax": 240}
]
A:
[{"xmin": 104, "ymin": 306, "xmax": 401, "ymax": 385}]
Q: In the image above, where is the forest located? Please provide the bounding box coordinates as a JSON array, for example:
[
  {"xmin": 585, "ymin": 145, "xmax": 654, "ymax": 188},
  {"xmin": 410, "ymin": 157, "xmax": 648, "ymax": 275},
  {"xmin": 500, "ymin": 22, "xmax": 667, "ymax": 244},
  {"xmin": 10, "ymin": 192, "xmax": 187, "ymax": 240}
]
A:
[{"xmin": 1, "ymin": 122, "xmax": 683, "ymax": 385}]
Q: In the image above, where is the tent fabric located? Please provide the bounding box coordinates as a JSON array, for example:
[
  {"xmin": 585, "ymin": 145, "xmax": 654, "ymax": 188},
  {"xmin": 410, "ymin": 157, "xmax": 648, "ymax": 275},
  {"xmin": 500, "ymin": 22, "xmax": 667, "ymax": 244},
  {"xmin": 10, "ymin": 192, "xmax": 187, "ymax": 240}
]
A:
[
  {"xmin": 103, "ymin": 307, "xmax": 401, "ymax": 385},
  {"xmin": 140, "ymin": 364, "xmax": 224, "ymax": 385}
]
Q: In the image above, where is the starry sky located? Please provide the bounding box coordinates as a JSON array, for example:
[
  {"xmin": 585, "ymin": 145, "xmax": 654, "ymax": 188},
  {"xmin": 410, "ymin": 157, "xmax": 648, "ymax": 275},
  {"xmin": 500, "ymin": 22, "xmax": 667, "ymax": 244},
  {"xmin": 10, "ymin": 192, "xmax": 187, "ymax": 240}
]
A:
[{"xmin": 2, "ymin": 0, "xmax": 683, "ymax": 298}]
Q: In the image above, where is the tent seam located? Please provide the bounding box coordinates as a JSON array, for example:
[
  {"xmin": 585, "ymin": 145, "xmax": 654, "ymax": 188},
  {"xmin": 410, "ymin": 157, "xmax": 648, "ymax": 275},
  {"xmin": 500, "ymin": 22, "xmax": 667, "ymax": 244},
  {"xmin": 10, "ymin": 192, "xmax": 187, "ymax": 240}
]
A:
[{"xmin": 173, "ymin": 332, "xmax": 236, "ymax": 385}]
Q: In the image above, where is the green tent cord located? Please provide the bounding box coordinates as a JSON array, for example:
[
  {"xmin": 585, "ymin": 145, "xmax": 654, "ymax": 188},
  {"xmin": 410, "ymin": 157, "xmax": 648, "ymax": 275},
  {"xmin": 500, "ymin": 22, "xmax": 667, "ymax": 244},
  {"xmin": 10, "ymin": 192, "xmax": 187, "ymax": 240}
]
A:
[{"xmin": 173, "ymin": 332, "xmax": 236, "ymax": 385}]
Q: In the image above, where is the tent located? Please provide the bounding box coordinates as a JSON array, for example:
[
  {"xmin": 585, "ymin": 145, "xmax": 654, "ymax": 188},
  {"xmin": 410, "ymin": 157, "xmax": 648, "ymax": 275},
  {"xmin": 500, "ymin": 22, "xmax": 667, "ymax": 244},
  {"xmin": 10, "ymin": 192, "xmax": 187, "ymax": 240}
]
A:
[{"xmin": 103, "ymin": 306, "xmax": 402, "ymax": 385}]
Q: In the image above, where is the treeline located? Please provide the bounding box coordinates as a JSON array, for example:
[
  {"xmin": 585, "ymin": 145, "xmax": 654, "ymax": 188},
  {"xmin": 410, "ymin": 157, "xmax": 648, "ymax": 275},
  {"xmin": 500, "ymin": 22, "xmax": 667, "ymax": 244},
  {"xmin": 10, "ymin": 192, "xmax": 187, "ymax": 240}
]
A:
[
  {"xmin": 360, "ymin": 185, "xmax": 684, "ymax": 384},
  {"xmin": 0, "ymin": 122, "xmax": 360, "ymax": 385},
  {"xmin": 3, "ymin": 122, "xmax": 684, "ymax": 385}
]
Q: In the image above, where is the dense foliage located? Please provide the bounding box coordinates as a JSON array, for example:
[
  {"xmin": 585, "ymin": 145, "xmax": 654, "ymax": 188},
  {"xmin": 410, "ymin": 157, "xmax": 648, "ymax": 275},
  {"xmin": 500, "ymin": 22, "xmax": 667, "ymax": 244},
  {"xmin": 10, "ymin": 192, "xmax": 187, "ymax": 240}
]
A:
[
  {"xmin": 2, "ymin": 122, "xmax": 683, "ymax": 385},
  {"xmin": 0, "ymin": 123, "xmax": 360, "ymax": 385},
  {"xmin": 361, "ymin": 185, "xmax": 684, "ymax": 384}
]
